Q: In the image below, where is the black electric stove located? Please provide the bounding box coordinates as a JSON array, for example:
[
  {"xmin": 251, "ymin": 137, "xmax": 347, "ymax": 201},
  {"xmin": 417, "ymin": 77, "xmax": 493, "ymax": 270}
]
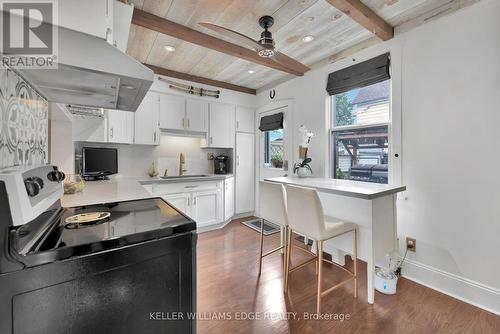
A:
[{"xmin": 0, "ymin": 165, "xmax": 197, "ymax": 334}]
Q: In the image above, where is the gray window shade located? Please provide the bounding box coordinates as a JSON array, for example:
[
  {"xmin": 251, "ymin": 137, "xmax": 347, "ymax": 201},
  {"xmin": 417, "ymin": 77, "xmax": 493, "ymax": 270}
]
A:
[
  {"xmin": 326, "ymin": 53, "xmax": 390, "ymax": 96},
  {"xmin": 259, "ymin": 112, "xmax": 284, "ymax": 131}
]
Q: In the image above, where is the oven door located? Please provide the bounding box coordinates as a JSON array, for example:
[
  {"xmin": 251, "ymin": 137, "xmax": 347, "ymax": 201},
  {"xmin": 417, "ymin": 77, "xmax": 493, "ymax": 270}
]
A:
[{"xmin": 0, "ymin": 231, "xmax": 197, "ymax": 334}]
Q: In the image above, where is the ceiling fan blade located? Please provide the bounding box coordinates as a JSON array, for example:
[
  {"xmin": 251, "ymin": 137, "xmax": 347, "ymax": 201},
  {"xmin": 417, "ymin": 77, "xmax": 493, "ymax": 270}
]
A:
[
  {"xmin": 272, "ymin": 51, "xmax": 310, "ymax": 74},
  {"xmin": 198, "ymin": 22, "xmax": 262, "ymax": 52}
]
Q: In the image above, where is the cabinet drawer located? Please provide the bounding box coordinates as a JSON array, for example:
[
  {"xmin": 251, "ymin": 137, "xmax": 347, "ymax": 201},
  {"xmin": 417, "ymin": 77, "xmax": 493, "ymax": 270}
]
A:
[{"xmin": 149, "ymin": 180, "xmax": 221, "ymax": 195}]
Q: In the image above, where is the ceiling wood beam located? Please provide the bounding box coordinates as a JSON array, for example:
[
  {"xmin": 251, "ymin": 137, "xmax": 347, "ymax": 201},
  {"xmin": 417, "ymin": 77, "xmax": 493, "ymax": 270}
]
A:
[
  {"xmin": 326, "ymin": 0, "xmax": 393, "ymax": 41},
  {"xmin": 144, "ymin": 64, "xmax": 257, "ymax": 95},
  {"xmin": 132, "ymin": 8, "xmax": 305, "ymax": 76}
]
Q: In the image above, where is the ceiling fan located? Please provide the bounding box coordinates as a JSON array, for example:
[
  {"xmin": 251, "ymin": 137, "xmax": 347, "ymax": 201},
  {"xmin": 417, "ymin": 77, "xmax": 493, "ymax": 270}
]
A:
[{"xmin": 199, "ymin": 16, "xmax": 310, "ymax": 76}]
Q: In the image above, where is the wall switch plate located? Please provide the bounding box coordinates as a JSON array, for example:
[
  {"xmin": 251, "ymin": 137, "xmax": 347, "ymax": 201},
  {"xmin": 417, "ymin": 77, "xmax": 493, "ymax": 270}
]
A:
[{"xmin": 406, "ymin": 237, "xmax": 416, "ymax": 252}]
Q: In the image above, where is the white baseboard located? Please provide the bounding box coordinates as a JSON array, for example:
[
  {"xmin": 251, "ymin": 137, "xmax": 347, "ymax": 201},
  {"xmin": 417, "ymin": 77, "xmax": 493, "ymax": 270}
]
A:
[{"xmin": 402, "ymin": 258, "xmax": 500, "ymax": 316}]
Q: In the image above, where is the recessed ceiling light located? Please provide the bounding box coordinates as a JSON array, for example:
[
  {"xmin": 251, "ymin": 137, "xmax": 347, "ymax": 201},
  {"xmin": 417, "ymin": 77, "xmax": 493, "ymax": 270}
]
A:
[
  {"xmin": 302, "ymin": 35, "xmax": 315, "ymax": 43},
  {"xmin": 164, "ymin": 45, "xmax": 176, "ymax": 52},
  {"xmin": 248, "ymin": 70, "xmax": 255, "ymax": 74}
]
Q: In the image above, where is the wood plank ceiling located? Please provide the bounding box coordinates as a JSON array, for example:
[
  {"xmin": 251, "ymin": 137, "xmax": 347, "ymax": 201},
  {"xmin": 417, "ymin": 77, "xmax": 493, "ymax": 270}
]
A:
[{"xmin": 126, "ymin": 0, "xmax": 452, "ymax": 92}]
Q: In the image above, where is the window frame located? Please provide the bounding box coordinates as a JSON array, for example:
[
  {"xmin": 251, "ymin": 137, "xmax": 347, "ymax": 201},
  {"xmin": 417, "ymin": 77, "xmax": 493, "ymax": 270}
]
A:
[{"xmin": 329, "ymin": 79, "xmax": 393, "ymax": 183}]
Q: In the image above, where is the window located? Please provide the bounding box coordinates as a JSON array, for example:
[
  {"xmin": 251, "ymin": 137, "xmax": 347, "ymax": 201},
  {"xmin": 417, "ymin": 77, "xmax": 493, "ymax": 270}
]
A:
[
  {"xmin": 263, "ymin": 129, "xmax": 284, "ymax": 169},
  {"xmin": 331, "ymin": 79, "xmax": 390, "ymax": 184}
]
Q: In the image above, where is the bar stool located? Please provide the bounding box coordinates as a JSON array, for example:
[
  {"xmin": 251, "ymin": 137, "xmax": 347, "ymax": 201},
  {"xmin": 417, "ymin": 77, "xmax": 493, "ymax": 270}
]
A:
[
  {"xmin": 284, "ymin": 184, "xmax": 358, "ymax": 313},
  {"xmin": 258, "ymin": 181, "xmax": 288, "ymax": 276}
]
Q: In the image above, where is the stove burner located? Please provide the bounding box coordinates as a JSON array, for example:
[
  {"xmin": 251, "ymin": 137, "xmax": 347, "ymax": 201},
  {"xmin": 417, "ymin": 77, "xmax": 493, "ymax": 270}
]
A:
[{"xmin": 64, "ymin": 212, "xmax": 111, "ymax": 229}]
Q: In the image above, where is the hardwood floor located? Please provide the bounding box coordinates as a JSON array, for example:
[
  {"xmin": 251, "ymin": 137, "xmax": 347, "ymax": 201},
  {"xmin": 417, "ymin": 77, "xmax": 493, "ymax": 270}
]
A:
[{"xmin": 197, "ymin": 218, "xmax": 500, "ymax": 334}]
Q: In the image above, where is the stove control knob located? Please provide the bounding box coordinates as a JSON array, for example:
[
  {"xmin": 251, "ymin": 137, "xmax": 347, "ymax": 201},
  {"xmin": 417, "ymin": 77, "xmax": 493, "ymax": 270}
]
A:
[
  {"xmin": 24, "ymin": 178, "xmax": 41, "ymax": 197},
  {"xmin": 47, "ymin": 169, "xmax": 65, "ymax": 182}
]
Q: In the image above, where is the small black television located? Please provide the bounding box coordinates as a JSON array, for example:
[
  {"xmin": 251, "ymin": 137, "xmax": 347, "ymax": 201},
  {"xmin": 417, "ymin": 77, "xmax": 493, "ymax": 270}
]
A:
[{"xmin": 82, "ymin": 147, "xmax": 118, "ymax": 180}]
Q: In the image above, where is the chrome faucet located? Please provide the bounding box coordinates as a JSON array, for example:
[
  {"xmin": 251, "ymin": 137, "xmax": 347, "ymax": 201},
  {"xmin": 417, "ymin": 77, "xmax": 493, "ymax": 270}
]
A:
[{"xmin": 179, "ymin": 152, "xmax": 187, "ymax": 176}]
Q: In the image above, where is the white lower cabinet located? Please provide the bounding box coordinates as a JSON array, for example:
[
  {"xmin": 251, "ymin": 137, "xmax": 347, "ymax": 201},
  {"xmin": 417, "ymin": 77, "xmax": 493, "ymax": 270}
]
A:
[
  {"xmin": 192, "ymin": 190, "xmax": 220, "ymax": 226},
  {"xmin": 157, "ymin": 180, "xmax": 225, "ymax": 228},
  {"xmin": 224, "ymin": 177, "xmax": 234, "ymax": 221},
  {"xmin": 162, "ymin": 193, "xmax": 191, "ymax": 217}
]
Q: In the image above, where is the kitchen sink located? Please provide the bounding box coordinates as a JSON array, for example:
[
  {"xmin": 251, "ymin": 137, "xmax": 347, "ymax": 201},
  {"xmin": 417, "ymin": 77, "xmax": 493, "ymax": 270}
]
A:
[{"xmin": 159, "ymin": 174, "xmax": 210, "ymax": 179}]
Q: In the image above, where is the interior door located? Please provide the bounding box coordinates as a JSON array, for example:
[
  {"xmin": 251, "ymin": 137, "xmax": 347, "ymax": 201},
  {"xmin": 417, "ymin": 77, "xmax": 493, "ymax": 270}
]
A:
[
  {"xmin": 258, "ymin": 106, "xmax": 293, "ymax": 181},
  {"xmin": 159, "ymin": 93, "xmax": 185, "ymax": 131},
  {"xmin": 235, "ymin": 132, "xmax": 255, "ymax": 214},
  {"xmin": 186, "ymin": 98, "xmax": 208, "ymax": 132}
]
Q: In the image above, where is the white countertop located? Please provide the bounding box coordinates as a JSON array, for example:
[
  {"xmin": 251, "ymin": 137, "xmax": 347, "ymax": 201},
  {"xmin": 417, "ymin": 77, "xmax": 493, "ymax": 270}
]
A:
[
  {"xmin": 61, "ymin": 174, "xmax": 233, "ymax": 208},
  {"xmin": 264, "ymin": 177, "xmax": 406, "ymax": 200}
]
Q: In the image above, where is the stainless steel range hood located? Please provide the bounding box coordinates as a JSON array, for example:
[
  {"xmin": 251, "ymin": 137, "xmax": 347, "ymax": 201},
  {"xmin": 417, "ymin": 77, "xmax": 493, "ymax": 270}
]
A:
[{"xmin": 12, "ymin": 23, "xmax": 154, "ymax": 112}]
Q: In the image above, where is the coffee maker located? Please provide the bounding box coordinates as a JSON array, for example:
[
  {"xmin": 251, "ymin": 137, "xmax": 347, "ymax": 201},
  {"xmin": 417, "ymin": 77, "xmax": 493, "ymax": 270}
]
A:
[{"xmin": 213, "ymin": 155, "xmax": 230, "ymax": 174}]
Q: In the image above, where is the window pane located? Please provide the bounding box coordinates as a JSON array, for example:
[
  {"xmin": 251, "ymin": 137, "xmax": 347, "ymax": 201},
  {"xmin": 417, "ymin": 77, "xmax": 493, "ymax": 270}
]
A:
[
  {"xmin": 333, "ymin": 126, "xmax": 388, "ymax": 184},
  {"xmin": 333, "ymin": 80, "xmax": 390, "ymax": 127},
  {"xmin": 263, "ymin": 129, "xmax": 284, "ymax": 169}
]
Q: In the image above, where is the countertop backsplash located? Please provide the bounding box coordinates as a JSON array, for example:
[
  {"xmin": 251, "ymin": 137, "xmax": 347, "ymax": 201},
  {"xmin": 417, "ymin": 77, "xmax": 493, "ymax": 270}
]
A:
[
  {"xmin": 74, "ymin": 135, "xmax": 231, "ymax": 178},
  {"xmin": 0, "ymin": 64, "xmax": 48, "ymax": 169}
]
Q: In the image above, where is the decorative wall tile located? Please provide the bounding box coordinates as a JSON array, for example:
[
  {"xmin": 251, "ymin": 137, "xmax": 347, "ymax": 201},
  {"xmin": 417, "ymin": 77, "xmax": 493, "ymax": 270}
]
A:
[{"xmin": 0, "ymin": 64, "xmax": 48, "ymax": 169}]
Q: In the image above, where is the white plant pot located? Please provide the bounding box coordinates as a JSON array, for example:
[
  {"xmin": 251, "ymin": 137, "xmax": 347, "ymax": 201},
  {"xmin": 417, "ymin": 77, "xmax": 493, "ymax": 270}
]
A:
[{"xmin": 297, "ymin": 167, "xmax": 311, "ymax": 178}]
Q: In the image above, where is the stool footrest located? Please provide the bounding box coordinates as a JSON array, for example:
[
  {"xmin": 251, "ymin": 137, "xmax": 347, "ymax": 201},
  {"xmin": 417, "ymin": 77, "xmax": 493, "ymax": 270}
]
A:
[
  {"xmin": 262, "ymin": 246, "xmax": 284, "ymax": 257},
  {"xmin": 320, "ymin": 276, "xmax": 354, "ymax": 297},
  {"xmin": 289, "ymin": 256, "xmax": 317, "ymax": 273}
]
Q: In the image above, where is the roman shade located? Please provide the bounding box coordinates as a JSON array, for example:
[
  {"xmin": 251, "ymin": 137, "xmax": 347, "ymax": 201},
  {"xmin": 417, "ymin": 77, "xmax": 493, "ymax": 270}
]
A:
[
  {"xmin": 259, "ymin": 112, "xmax": 284, "ymax": 131},
  {"xmin": 326, "ymin": 53, "xmax": 390, "ymax": 96}
]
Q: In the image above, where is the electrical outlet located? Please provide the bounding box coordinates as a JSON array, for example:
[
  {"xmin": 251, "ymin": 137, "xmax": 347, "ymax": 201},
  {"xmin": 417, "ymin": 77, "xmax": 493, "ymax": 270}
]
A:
[{"xmin": 406, "ymin": 237, "xmax": 416, "ymax": 252}]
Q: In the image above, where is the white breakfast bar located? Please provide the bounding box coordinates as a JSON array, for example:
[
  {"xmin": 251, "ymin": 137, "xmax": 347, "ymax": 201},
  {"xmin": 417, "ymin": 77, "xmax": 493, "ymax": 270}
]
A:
[{"xmin": 265, "ymin": 176, "xmax": 406, "ymax": 304}]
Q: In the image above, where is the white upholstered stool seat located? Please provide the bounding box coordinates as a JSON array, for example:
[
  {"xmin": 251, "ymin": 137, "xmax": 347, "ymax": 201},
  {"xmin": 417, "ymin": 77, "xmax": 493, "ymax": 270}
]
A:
[
  {"xmin": 284, "ymin": 184, "xmax": 358, "ymax": 314},
  {"xmin": 257, "ymin": 181, "xmax": 288, "ymax": 277}
]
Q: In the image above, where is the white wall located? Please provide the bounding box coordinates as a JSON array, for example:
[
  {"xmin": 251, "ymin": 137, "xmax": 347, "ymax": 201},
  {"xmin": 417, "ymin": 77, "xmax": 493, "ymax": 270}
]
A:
[{"xmin": 257, "ymin": 0, "xmax": 500, "ymax": 314}]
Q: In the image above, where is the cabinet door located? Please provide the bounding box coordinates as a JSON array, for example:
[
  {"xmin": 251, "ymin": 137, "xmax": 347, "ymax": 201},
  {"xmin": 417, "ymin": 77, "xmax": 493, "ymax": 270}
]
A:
[
  {"xmin": 162, "ymin": 193, "xmax": 191, "ymax": 218},
  {"xmin": 186, "ymin": 98, "xmax": 208, "ymax": 132},
  {"xmin": 112, "ymin": 0, "xmax": 133, "ymax": 52},
  {"xmin": 159, "ymin": 94, "xmax": 186, "ymax": 131},
  {"xmin": 107, "ymin": 110, "xmax": 134, "ymax": 144},
  {"xmin": 192, "ymin": 190, "xmax": 220, "ymax": 226},
  {"xmin": 58, "ymin": 0, "xmax": 110, "ymax": 39},
  {"xmin": 209, "ymin": 102, "xmax": 235, "ymax": 148},
  {"xmin": 235, "ymin": 106, "xmax": 255, "ymax": 133},
  {"xmin": 135, "ymin": 92, "xmax": 160, "ymax": 145},
  {"xmin": 235, "ymin": 132, "xmax": 255, "ymax": 214},
  {"xmin": 72, "ymin": 115, "xmax": 107, "ymax": 143},
  {"xmin": 224, "ymin": 177, "xmax": 234, "ymax": 221}
]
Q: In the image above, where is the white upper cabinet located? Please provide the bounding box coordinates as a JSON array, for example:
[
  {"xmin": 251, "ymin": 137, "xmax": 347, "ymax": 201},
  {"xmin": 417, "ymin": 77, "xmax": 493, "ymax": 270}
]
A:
[
  {"xmin": 112, "ymin": 0, "xmax": 133, "ymax": 52},
  {"xmin": 235, "ymin": 106, "xmax": 255, "ymax": 133},
  {"xmin": 107, "ymin": 110, "xmax": 134, "ymax": 144},
  {"xmin": 134, "ymin": 92, "xmax": 160, "ymax": 145},
  {"xmin": 58, "ymin": 0, "xmax": 133, "ymax": 51},
  {"xmin": 185, "ymin": 99, "xmax": 208, "ymax": 133},
  {"xmin": 58, "ymin": 0, "xmax": 112, "ymax": 40},
  {"xmin": 159, "ymin": 94, "xmax": 185, "ymax": 131},
  {"xmin": 208, "ymin": 102, "xmax": 235, "ymax": 148},
  {"xmin": 72, "ymin": 114, "xmax": 107, "ymax": 143}
]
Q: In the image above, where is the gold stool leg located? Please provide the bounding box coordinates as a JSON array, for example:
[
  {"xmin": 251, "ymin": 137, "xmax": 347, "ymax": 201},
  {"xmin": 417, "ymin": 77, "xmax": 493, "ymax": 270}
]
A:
[
  {"xmin": 283, "ymin": 226, "xmax": 288, "ymax": 274},
  {"xmin": 315, "ymin": 241, "xmax": 319, "ymax": 275},
  {"xmin": 284, "ymin": 227, "xmax": 292, "ymax": 293},
  {"xmin": 316, "ymin": 240, "xmax": 323, "ymax": 314},
  {"xmin": 258, "ymin": 219, "xmax": 265, "ymax": 276},
  {"xmin": 353, "ymin": 229, "xmax": 358, "ymax": 298}
]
